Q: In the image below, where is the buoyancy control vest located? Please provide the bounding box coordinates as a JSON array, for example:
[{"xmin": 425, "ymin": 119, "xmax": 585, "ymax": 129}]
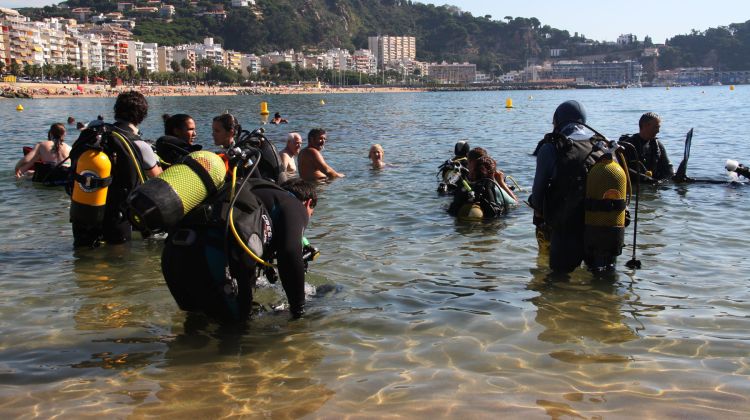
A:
[
  {"xmin": 161, "ymin": 178, "xmax": 282, "ymax": 322},
  {"xmin": 618, "ymin": 134, "xmax": 665, "ymax": 179},
  {"xmin": 232, "ymin": 129, "xmax": 283, "ymax": 183},
  {"xmin": 543, "ymin": 131, "xmax": 629, "ymax": 259},
  {"xmin": 542, "ymin": 132, "xmax": 605, "ymax": 231},
  {"xmin": 68, "ymin": 123, "xmax": 147, "ymax": 246},
  {"xmin": 451, "ymin": 177, "xmax": 514, "ymax": 220}
]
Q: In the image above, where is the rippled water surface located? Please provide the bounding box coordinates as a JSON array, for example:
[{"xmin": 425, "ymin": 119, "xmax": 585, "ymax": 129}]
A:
[{"xmin": 1, "ymin": 87, "xmax": 749, "ymax": 418}]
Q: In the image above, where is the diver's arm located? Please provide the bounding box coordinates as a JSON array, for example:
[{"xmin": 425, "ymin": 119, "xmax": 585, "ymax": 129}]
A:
[
  {"xmin": 494, "ymin": 170, "xmax": 518, "ymax": 201},
  {"xmin": 15, "ymin": 144, "xmax": 41, "ymax": 178},
  {"xmin": 134, "ymin": 141, "xmax": 163, "ymax": 177},
  {"xmin": 530, "ymin": 143, "xmax": 555, "ymax": 213}
]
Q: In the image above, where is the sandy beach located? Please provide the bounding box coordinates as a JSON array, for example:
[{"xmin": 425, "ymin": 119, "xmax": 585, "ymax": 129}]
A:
[{"xmin": 1, "ymin": 82, "xmax": 426, "ymax": 99}]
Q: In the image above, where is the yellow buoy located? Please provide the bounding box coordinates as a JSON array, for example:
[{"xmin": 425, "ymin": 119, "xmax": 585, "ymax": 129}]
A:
[
  {"xmin": 505, "ymin": 97, "xmax": 513, "ymax": 109},
  {"xmin": 528, "ymin": 95, "xmax": 533, "ymax": 100},
  {"xmin": 16, "ymin": 104, "xmax": 23, "ymax": 111},
  {"xmin": 320, "ymin": 99, "xmax": 325, "ymax": 105},
  {"xmin": 666, "ymin": 86, "xmax": 670, "ymax": 90},
  {"xmin": 730, "ymin": 85, "xmax": 735, "ymax": 91},
  {"xmin": 259, "ymin": 101, "xmax": 269, "ymax": 115}
]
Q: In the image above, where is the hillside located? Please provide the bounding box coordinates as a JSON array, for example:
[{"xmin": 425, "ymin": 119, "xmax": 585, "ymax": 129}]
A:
[{"xmin": 18, "ymin": 0, "xmax": 750, "ymax": 73}]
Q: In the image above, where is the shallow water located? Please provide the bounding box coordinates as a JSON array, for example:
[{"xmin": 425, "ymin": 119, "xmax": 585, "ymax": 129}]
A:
[{"xmin": 1, "ymin": 86, "xmax": 749, "ymax": 418}]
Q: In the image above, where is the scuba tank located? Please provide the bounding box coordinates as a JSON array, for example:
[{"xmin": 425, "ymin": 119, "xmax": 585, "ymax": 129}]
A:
[
  {"xmin": 584, "ymin": 149, "xmax": 628, "ymax": 258},
  {"xmin": 456, "ymin": 178, "xmax": 484, "ymax": 221},
  {"xmin": 127, "ymin": 150, "xmax": 227, "ymax": 232},
  {"xmin": 70, "ymin": 149, "xmax": 112, "ymax": 228}
]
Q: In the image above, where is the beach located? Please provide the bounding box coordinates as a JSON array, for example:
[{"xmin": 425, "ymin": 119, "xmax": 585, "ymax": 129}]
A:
[{"xmin": 1, "ymin": 81, "xmax": 426, "ymax": 99}]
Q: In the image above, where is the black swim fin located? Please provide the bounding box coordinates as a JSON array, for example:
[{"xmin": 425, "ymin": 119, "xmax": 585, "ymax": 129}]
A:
[{"xmin": 674, "ymin": 128, "xmax": 693, "ymax": 182}]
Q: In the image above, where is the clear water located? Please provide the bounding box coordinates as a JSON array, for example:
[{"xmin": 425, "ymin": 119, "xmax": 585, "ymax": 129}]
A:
[{"xmin": 1, "ymin": 86, "xmax": 749, "ymax": 417}]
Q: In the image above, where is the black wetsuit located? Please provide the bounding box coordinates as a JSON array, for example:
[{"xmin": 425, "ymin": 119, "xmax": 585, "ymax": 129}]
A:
[
  {"xmin": 161, "ymin": 183, "xmax": 310, "ymax": 322},
  {"xmin": 619, "ymin": 134, "xmax": 674, "ymax": 181},
  {"xmin": 254, "ymin": 187, "xmax": 309, "ymax": 318}
]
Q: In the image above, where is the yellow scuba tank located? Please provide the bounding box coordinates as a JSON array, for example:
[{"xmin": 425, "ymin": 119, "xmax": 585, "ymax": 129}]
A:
[
  {"xmin": 455, "ymin": 178, "xmax": 484, "ymax": 221},
  {"xmin": 584, "ymin": 155, "xmax": 627, "ymax": 257},
  {"xmin": 127, "ymin": 150, "xmax": 226, "ymax": 232},
  {"xmin": 70, "ymin": 149, "xmax": 112, "ymax": 226},
  {"xmin": 458, "ymin": 203, "xmax": 484, "ymax": 221}
]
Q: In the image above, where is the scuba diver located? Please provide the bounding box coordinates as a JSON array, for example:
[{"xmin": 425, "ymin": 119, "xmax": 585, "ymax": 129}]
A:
[
  {"xmin": 68, "ymin": 91, "xmax": 162, "ymax": 248},
  {"xmin": 618, "ymin": 112, "xmax": 675, "ymax": 183},
  {"xmin": 448, "ymin": 155, "xmax": 517, "ymax": 220},
  {"xmin": 437, "ymin": 140, "xmax": 470, "ymax": 194},
  {"xmin": 156, "ymin": 114, "xmax": 202, "ymax": 167},
  {"xmin": 212, "ymin": 113, "xmax": 283, "ymax": 182},
  {"xmin": 15, "ymin": 123, "xmax": 71, "ymax": 185},
  {"xmin": 127, "ymin": 125, "xmax": 319, "ymax": 322},
  {"xmin": 531, "ymin": 100, "xmax": 630, "ymax": 274}
]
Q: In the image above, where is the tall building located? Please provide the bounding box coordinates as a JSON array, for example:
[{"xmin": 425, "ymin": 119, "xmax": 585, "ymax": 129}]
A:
[
  {"xmin": 367, "ymin": 35, "xmax": 416, "ymax": 69},
  {"xmin": 157, "ymin": 45, "xmax": 174, "ymax": 72}
]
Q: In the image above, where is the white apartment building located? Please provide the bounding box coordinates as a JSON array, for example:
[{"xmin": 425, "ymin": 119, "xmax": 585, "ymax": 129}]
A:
[
  {"xmin": 84, "ymin": 34, "xmax": 104, "ymax": 72},
  {"xmin": 193, "ymin": 37, "xmax": 225, "ymax": 67},
  {"xmin": 353, "ymin": 49, "xmax": 377, "ymax": 75},
  {"xmin": 325, "ymin": 48, "xmax": 352, "ymax": 71},
  {"xmin": 260, "ymin": 50, "xmax": 294, "ymax": 69},
  {"xmin": 368, "ymin": 35, "xmax": 416, "ymax": 69},
  {"xmin": 141, "ymin": 42, "xmax": 158, "ymax": 72}
]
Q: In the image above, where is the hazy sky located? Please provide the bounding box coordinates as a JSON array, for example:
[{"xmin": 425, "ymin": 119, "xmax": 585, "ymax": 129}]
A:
[{"xmin": 1, "ymin": 0, "xmax": 748, "ymax": 43}]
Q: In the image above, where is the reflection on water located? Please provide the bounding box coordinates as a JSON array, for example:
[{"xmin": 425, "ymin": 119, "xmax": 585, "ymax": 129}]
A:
[{"xmin": 1, "ymin": 88, "xmax": 750, "ymax": 416}]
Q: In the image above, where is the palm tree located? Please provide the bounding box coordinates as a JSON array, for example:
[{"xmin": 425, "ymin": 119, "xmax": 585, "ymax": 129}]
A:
[
  {"xmin": 170, "ymin": 60, "xmax": 180, "ymax": 73},
  {"xmin": 180, "ymin": 58, "xmax": 191, "ymax": 73},
  {"xmin": 10, "ymin": 60, "xmax": 21, "ymax": 76},
  {"xmin": 125, "ymin": 64, "xmax": 136, "ymax": 84}
]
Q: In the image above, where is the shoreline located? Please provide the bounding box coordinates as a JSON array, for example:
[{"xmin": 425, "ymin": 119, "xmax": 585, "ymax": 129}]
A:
[{"xmin": 2, "ymin": 82, "xmax": 427, "ymax": 99}]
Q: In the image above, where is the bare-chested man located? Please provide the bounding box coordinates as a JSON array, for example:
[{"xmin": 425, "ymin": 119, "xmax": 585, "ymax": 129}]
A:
[
  {"xmin": 298, "ymin": 128, "xmax": 345, "ymax": 182},
  {"xmin": 279, "ymin": 132, "xmax": 303, "ymax": 182}
]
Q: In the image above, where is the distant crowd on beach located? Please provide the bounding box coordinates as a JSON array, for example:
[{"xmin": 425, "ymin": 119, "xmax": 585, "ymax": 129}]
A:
[{"xmin": 0, "ymin": 82, "xmax": 425, "ymax": 99}]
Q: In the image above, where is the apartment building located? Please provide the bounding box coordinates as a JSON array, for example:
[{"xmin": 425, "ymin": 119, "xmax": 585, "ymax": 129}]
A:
[
  {"xmin": 172, "ymin": 47, "xmax": 196, "ymax": 72},
  {"xmin": 225, "ymin": 49, "xmax": 242, "ymax": 72},
  {"xmin": 141, "ymin": 42, "xmax": 158, "ymax": 72},
  {"xmin": 427, "ymin": 62, "xmax": 477, "ymax": 84},
  {"xmin": 157, "ymin": 45, "xmax": 174, "ymax": 72},
  {"xmin": 353, "ymin": 49, "xmax": 377, "ymax": 75},
  {"xmin": 543, "ymin": 60, "xmax": 643, "ymax": 85},
  {"xmin": 368, "ymin": 35, "xmax": 416, "ymax": 69},
  {"xmin": 240, "ymin": 53, "xmax": 260, "ymax": 76}
]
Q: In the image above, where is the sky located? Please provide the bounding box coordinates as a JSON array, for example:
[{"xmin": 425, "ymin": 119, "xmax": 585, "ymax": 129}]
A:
[
  {"xmin": 0, "ymin": 0, "xmax": 749, "ymax": 43},
  {"xmin": 423, "ymin": 0, "xmax": 750, "ymax": 43}
]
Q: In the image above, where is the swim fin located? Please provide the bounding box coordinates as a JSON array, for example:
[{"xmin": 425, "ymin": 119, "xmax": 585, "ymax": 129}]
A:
[{"xmin": 674, "ymin": 128, "xmax": 693, "ymax": 181}]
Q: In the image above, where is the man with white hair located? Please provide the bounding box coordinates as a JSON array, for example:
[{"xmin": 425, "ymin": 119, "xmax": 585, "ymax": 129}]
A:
[{"xmin": 279, "ymin": 132, "xmax": 303, "ymax": 182}]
